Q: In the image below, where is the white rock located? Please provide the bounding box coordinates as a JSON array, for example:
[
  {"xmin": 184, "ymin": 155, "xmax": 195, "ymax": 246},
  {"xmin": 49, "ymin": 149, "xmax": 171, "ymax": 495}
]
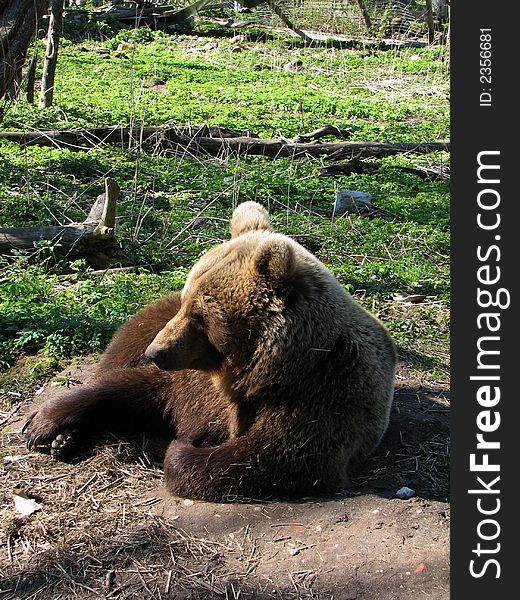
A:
[
  {"xmin": 334, "ymin": 189, "xmax": 372, "ymax": 215},
  {"xmin": 396, "ymin": 486, "xmax": 416, "ymax": 500}
]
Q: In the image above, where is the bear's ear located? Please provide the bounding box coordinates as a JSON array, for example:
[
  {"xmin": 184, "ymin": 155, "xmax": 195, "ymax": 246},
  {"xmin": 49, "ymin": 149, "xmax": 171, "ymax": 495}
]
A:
[
  {"xmin": 253, "ymin": 236, "xmax": 296, "ymax": 282},
  {"xmin": 230, "ymin": 201, "xmax": 272, "ymax": 238}
]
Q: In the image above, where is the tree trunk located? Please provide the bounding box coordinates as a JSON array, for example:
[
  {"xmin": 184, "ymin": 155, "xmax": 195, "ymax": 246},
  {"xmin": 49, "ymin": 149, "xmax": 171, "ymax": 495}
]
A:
[
  {"xmin": 432, "ymin": 0, "xmax": 449, "ymax": 22},
  {"xmin": 425, "ymin": 0, "xmax": 435, "ymax": 44},
  {"xmin": 0, "ymin": 0, "xmax": 48, "ymax": 103},
  {"xmin": 26, "ymin": 50, "xmax": 39, "ymax": 103},
  {"xmin": 355, "ymin": 0, "xmax": 372, "ymax": 34},
  {"xmin": 39, "ymin": 0, "xmax": 63, "ymax": 108}
]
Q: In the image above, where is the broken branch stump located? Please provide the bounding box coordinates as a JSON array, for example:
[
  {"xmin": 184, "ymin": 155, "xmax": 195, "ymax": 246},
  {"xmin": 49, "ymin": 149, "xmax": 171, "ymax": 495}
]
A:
[{"xmin": 0, "ymin": 178, "xmax": 122, "ymax": 268}]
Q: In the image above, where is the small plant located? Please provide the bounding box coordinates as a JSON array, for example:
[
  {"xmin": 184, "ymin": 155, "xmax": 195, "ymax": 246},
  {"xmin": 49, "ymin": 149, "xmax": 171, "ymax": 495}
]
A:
[{"xmin": 104, "ymin": 26, "xmax": 156, "ymax": 50}]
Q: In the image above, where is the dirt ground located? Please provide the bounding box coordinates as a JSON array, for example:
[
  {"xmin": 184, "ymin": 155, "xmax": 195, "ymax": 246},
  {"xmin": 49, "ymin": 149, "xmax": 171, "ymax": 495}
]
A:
[{"xmin": 1, "ymin": 359, "xmax": 450, "ymax": 599}]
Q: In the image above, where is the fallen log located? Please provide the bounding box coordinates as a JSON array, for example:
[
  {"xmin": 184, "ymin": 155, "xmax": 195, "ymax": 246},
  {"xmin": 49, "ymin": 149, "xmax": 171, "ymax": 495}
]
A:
[
  {"xmin": 0, "ymin": 178, "xmax": 124, "ymax": 268},
  {"xmin": 0, "ymin": 125, "xmax": 259, "ymax": 150},
  {"xmin": 319, "ymin": 160, "xmax": 450, "ymax": 180},
  {"xmin": 157, "ymin": 136, "xmax": 450, "ymax": 160},
  {"xmin": 96, "ymin": 1, "xmax": 314, "ymax": 43},
  {"xmin": 0, "ymin": 126, "xmax": 449, "ymax": 160},
  {"xmin": 96, "ymin": 0, "xmax": 213, "ymax": 22},
  {"xmin": 289, "ymin": 124, "xmax": 351, "ymax": 143}
]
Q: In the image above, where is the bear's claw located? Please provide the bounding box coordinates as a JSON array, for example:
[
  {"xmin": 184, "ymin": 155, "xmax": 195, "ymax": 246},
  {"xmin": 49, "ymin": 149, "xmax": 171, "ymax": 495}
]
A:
[{"xmin": 21, "ymin": 412, "xmax": 36, "ymax": 435}]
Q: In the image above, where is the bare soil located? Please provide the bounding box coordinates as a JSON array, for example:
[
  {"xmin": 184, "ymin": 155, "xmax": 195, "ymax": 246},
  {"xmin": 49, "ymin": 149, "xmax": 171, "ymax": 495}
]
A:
[{"xmin": 1, "ymin": 359, "xmax": 449, "ymax": 599}]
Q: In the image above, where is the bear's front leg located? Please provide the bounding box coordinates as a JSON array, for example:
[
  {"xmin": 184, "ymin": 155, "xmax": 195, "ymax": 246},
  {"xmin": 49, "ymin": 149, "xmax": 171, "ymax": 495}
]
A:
[
  {"xmin": 24, "ymin": 382, "xmax": 111, "ymax": 457},
  {"xmin": 25, "ymin": 367, "xmax": 175, "ymax": 458},
  {"xmin": 164, "ymin": 439, "xmax": 255, "ymax": 502}
]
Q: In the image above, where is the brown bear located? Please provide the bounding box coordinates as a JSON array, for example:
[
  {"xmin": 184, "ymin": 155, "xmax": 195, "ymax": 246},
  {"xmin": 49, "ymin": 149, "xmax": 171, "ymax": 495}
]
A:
[{"xmin": 25, "ymin": 201, "xmax": 396, "ymax": 502}]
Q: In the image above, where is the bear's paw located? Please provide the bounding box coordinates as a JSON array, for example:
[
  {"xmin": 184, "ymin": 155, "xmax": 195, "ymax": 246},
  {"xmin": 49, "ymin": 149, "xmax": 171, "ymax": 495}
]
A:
[{"xmin": 24, "ymin": 412, "xmax": 79, "ymax": 458}]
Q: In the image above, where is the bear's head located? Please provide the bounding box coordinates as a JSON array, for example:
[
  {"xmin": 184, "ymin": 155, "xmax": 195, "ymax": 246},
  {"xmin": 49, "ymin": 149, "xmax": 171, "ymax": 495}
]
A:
[{"xmin": 144, "ymin": 202, "xmax": 305, "ymax": 375}]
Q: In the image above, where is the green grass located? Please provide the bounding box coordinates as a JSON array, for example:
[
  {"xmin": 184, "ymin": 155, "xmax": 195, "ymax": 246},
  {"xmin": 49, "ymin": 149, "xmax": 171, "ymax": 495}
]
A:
[
  {"xmin": 3, "ymin": 33, "xmax": 448, "ymax": 139},
  {"xmin": 0, "ymin": 25, "xmax": 449, "ymax": 396},
  {"xmin": 0, "ymin": 257, "xmax": 186, "ymax": 372}
]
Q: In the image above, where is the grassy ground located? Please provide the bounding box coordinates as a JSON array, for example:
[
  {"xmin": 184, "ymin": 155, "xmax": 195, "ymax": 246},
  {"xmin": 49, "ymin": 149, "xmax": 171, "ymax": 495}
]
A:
[{"xmin": 0, "ymin": 18, "xmax": 449, "ymax": 404}]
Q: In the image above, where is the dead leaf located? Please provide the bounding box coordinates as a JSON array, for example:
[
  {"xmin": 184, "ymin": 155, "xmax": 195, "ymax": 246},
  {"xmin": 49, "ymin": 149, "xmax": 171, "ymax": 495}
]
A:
[
  {"xmin": 116, "ymin": 41, "xmax": 132, "ymax": 53},
  {"xmin": 4, "ymin": 455, "xmax": 30, "ymax": 463},
  {"xmin": 415, "ymin": 562, "xmax": 427, "ymax": 573},
  {"xmin": 394, "ymin": 293, "xmax": 426, "ymax": 304}
]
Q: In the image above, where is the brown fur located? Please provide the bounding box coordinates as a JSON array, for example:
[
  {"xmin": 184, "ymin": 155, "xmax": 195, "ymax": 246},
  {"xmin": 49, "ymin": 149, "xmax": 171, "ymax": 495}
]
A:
[{"xmin": 26, "ymin": 201, "xmax": 396, "ymax": 502}]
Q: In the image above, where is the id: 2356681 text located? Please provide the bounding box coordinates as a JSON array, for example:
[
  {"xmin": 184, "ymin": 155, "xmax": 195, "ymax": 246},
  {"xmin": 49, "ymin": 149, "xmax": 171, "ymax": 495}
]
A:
[{"xmin": 480, "ymin": 29, "xmax": 492, "ymax": 107}]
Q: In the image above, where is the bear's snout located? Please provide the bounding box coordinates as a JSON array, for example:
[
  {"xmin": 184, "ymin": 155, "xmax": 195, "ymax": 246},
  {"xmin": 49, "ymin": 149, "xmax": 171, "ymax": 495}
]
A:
[
  {"xmin": 145, "ymin": 316, "xmax": 192, "ymax": 371},
  {"xmin": 144, "ymin": 343, "xmax": 171, "ymax": 370}
]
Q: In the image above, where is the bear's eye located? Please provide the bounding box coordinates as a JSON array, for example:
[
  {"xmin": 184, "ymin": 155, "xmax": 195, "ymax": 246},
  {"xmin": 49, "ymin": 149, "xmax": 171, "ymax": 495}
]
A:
[{"xmin": 191, "ymin": 313, "xmax": 206, "ymax": 329}]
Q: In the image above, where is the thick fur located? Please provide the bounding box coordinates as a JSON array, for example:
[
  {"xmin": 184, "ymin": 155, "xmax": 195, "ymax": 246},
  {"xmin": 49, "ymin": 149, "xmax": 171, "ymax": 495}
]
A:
[{"xmin": 26, "ymin": 201, "xmax": 396, "ymax": 502}]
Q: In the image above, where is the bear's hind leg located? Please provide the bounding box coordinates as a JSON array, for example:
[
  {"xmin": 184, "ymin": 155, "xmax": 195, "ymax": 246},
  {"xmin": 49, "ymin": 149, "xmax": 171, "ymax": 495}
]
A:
[{"xmin": 162, "ymin": 431, "xmax": 341, "ymax": 502}]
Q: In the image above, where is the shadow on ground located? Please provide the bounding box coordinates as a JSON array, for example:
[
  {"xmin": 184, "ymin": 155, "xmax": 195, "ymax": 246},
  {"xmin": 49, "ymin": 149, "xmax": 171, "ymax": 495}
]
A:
[{"xmin": 353, "ymin": 379, "xmax": 449, "ymax": 501}]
